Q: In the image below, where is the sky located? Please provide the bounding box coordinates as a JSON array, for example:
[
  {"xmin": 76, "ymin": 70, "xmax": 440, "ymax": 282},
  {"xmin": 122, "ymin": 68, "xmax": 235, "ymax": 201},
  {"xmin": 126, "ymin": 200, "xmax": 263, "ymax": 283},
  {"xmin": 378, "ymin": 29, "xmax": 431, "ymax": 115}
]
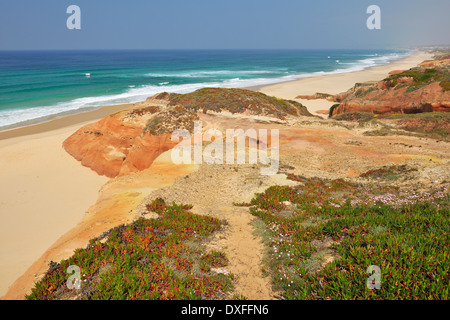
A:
[{"xmin": 0, "ymin": 0, "xmax": 449, "ymax": 50}]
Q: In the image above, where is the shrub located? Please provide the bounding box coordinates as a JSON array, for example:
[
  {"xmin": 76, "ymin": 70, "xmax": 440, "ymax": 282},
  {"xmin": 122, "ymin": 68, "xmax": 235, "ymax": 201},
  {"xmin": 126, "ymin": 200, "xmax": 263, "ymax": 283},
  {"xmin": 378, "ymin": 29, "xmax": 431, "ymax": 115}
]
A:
[{"xmin": 440, "ymin": 80, "xmax": 450, "ymax": 91}]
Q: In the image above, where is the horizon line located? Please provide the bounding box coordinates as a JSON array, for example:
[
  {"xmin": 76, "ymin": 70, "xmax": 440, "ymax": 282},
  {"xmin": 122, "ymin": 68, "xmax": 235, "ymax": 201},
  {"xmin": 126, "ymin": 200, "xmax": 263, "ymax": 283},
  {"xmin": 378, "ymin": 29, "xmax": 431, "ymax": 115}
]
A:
[{"xmin": 0, "ymin": 47, "xmax": 436, "ymax": 52}]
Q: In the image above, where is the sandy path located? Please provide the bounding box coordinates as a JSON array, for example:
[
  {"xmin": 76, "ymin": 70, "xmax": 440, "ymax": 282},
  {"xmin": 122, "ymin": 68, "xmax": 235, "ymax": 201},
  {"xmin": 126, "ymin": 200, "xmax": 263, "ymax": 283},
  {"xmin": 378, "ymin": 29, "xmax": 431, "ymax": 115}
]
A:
[
  {"xmin": 146, "ymin": 164, "xmax": 292, "ymax": 299},
  {"xmin": 207, "ymin": 206, "xmax": 275, "ymax": 299}
]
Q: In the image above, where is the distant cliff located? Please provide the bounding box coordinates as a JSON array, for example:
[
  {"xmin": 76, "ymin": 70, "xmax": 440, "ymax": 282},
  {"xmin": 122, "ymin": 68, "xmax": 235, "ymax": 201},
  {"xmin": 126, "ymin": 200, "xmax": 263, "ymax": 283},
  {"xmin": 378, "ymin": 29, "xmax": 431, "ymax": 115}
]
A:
[{"xmin": 329, "ymin": 53, "xmax": 450, "ymax": 117}]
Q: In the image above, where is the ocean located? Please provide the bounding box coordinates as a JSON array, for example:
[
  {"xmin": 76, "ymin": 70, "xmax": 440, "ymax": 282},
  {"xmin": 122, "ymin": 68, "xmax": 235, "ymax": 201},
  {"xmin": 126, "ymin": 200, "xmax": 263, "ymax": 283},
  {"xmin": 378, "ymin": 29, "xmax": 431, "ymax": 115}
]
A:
[{"xmin": 0, "ymin": 49, "xmax": 411, "ymax": 131}]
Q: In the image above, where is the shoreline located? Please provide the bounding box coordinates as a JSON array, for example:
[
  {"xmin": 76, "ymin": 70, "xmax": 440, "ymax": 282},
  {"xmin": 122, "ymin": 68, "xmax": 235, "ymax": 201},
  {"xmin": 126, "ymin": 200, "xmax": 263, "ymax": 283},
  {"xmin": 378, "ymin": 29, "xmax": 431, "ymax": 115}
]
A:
[
  {"xmin": 0, "ymin": 103, "xmax": 133, "ymax": 141},
  {"xmin": 0, "ymin": 50, "xmax": 424, "ymax": 139},
  {"xmin": 0, "ymin": 49, "xmax": 433, "ymax": 299},
  {"xmin": 247, "ymin": 51, "xmax": 414, "ymax": 92}
]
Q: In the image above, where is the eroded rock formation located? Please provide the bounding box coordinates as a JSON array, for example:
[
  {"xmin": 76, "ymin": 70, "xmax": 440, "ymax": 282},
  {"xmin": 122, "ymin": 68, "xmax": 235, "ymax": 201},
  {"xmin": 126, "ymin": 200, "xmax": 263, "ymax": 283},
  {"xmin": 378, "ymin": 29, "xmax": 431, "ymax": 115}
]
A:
[
  {"xmin": 330, "ymin": 53, "xmax": 450, "ymax": 117},
  {"xmin": 63, "ymin": 88, "xmax": 313, "ymax": 177}
]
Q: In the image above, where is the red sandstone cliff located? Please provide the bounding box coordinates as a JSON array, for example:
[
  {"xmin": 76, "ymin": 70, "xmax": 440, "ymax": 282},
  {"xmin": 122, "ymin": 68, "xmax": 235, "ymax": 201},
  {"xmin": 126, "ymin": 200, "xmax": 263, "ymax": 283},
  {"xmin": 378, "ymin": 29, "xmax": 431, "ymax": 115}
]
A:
[
  {"xmin": 331, "ymin": 82, "xmax": 450, "ymax": 116},
  {"xmin": 63, "ymin": 108, "xmax": 181, "ymax": 178},
  {"xmin": 329, "ymin": 53, "xmax": 450, "ymax": 117}
]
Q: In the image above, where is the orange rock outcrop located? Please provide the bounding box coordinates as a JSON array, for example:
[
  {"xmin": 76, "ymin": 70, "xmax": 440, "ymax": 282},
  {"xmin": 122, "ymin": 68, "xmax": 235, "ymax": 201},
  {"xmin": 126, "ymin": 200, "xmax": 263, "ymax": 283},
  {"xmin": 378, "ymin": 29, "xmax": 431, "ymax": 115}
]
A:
[
  {"xmin": 63, "ymin": 112, "xmax": 179, "ymax": 178},
  {"xmin": 330, "ymin": 54, "xmax": 450, "ymax": 116},
  {"xmin": 331, "ymin": 82, "xmax": 450, "ymax": 116},
  {"xmin": 62, "ymin": 90, "xmax": 189, "ymax": 178}
]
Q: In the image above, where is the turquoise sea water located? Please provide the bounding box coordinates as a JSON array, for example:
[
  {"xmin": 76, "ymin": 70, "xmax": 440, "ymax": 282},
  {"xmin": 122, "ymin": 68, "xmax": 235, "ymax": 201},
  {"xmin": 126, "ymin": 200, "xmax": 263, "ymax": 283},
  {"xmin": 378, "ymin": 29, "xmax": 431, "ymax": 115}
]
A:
[{"xmin": 0, "ymin": 49, "xmax": 411, "ymax": 130}]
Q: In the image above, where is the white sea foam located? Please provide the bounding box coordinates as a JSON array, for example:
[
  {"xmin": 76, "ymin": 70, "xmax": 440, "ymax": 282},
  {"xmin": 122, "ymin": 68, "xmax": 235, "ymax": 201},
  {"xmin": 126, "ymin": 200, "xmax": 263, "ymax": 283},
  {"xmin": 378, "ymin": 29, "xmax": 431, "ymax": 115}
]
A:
[
  {"xmin": 145, "ymin": 70, "xmax": 275, "ymax": 78},
  {"xmin": 0, "ymin": 52, "xmax": 411, "ymax": 131}
]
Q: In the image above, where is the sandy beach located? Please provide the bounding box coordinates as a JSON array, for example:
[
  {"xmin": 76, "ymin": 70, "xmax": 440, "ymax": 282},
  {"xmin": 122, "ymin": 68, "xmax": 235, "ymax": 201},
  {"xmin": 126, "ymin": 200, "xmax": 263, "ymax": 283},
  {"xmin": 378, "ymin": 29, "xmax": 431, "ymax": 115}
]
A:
[
  {"xmin": 0, "ymin": 104, "xmax": 132, "ymax": 298},
  {"xmin": 0, "ymin": 50, "xmax": 434, "ymax": 299}
]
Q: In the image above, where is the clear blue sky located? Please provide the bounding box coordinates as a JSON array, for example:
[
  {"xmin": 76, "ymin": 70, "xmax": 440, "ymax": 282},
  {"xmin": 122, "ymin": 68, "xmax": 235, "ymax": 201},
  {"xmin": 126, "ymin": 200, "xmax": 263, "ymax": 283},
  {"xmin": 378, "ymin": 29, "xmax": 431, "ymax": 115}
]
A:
[{"xmin": 0, "ymin": 0, "xmax": 449, "ymax": 50}]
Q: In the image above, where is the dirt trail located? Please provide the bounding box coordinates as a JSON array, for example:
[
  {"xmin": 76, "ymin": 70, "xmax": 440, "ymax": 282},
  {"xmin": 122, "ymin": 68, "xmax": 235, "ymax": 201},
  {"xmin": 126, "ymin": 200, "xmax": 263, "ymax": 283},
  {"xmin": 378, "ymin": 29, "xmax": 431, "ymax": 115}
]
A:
[
  {"xmin": 145, "ymin": 162, "xmax": 296, "ymax": 299},
  {"xmin": 207, "ymin": 206, "xmax": 274, "ymax": 299}
]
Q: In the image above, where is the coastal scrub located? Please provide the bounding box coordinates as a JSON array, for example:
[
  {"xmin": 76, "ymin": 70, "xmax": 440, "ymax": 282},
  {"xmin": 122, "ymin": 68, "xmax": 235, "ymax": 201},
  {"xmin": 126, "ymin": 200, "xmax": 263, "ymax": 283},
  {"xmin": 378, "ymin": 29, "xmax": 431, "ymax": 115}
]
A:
[
  {"xmin": 26, "ymin": 199, "xmax": 233, "ymax": 300},
  {"xmin": 246, "ymin": 174, "xmax": 449, "ymax": 299}
]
